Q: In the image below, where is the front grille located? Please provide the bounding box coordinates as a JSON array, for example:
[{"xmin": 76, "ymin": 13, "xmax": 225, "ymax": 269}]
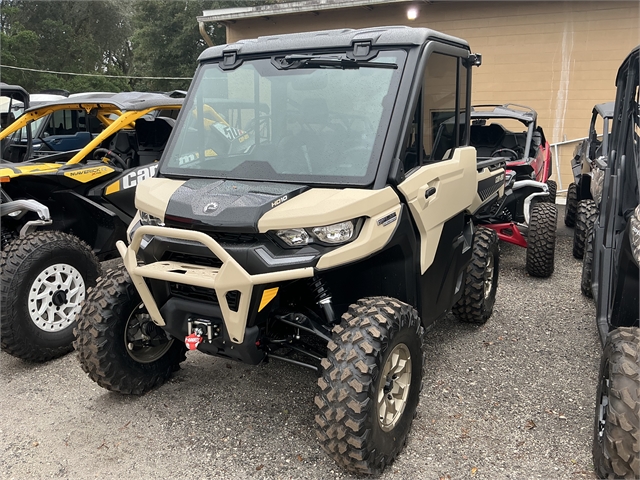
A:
[
  {"xmin": 170, "ymin": 283, "xmax": 219, "ymax": 304},
  {"xmin": 161, "ymin": 251, "xmax": 222, "ymax": 268},
  {"xmin": 209, "ymin": 232, "xmax": 259, "ymax": 244}
]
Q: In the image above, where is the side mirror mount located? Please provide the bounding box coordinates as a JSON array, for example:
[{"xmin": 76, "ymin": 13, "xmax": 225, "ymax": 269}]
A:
[
  {"xmin": 594, "ymin": 155, "xmax": 608, "ymax": 170},
  {"xmin": 466, "ymin": 53, "xmax": 482, "ymax": 67}
]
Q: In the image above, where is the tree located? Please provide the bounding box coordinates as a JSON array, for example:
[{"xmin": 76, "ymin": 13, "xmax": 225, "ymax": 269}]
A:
[
  {"xmin": 129, "ymin": 1, "xmax": 218, "ymax": 92},
  {"xmin": 1, "ymin": 0, "xmax": 132, "ymax": 93}
]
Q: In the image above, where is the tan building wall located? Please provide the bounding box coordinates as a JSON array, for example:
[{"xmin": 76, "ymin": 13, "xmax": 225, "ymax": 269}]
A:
[{"xmin": 225, "ymin": 1, "xmax": 640, "ymax": 192}]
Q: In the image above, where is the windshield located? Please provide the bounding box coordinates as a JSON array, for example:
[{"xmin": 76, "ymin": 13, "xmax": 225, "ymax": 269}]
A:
[{"xmin": 160, "ymin": 50, "xmax": 406, "ymax": 185}]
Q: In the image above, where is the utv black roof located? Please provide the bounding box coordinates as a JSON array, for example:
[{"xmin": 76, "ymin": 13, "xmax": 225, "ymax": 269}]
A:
[
  {"xmin": 615, "ymin": 44, "xmax": 639, "ymax": 85},
  {"xmin": 198, "ymin": 26, "xmax": 470, "ymax": 62},
  {"xmin": 0, "ymin": 82, "xmax": 30, "ymax": 108},
  {"xmin": 22, "ymin": 92, "xmax": 183, "ymax": 115},
  {"xmin": 594, "ymin": 102, "xmax": 614, "ymax": 119},
  {"xmin": 470, "ymin": 104, "xmax": 537, "ymax": 123}
]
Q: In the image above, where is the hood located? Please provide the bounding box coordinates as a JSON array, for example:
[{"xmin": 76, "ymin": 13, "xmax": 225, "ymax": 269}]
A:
[{"xmin": 164, "ymin": 179, "xmax": 308, "ymax": 232}]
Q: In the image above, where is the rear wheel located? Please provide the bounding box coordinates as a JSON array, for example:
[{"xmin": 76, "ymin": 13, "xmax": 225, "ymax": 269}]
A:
[
  {"xmin": 74, "ymin": 268, "xmax": 187, "ymax": 394},
  {"xmin": 0, "ymin": 232, "xmax": 101, "ymax": 362},
  {"xmin": 525, "ymin": 202, "xmax": 557, "ymax": 278},
  {"xmin": 581, "ymin": 223, "xmax": 595, "ymax": 298},
  {"xmin": 592, "ymin": 327, "xmax": 640, "ymax": 479},
  {"xmin": 573, "ymin": 199, "xmax": 598, "ymax": 259},
  {"xmin": 1, "ymin": 227, "xmax": 17, "ymax": 251},
  {"xmin": 315, "ymin": 297, "xmax": 424, "ymax": 475},
  {"xmin": 564, "ymin": 182, "xmax": 578, "ymax": 227},
  {"xmin": 544, "ymin": 179, "xmax": 557, "ymax": 204},
  {"xmin": 453, "ymin": 227, "xmax": 500, "ymax": 324}
]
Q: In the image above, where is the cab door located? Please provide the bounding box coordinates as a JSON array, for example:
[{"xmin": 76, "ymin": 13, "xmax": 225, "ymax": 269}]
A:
[{"xmin": 397, "ymin": 50, "xmax": 476, "ymax": 325}]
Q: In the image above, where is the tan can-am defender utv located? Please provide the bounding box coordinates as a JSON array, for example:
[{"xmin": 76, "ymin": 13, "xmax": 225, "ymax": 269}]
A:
[{"xmin": 75, "ymin": 27, "xmax": 505, "ymax": 475}]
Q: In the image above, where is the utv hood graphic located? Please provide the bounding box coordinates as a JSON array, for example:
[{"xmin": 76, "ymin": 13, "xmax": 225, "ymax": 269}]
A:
[{"xmin": 164, "ymin": 179, "xmax": 308, "ymax": 232}]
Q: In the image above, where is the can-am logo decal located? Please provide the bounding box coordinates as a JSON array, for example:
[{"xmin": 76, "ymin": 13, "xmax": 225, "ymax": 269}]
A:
[
  {"xmin": 203, "ymin": 202, "xmax": 219, "ymax": 213},
  {"xmin": 495, "ymin": 173, "xmax": 505, "ymax": 184},
  {"xmin": 271, "ymin": 195, "xmax": 288, "ymax": 208},
  {"xmin": 377, "ymin": 212, "xmax": 397, "ymax": 227},
  {"xmin": 121, "ymin": 164, "xmax": 158, "ymax": 189}
]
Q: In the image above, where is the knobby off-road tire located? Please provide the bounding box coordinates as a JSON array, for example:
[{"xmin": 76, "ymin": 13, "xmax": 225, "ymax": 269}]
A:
[
  {"xmin": 74, "ymin": 269, "xmax": 186, "ymax": 395},
  {"xmin": 0, "ymin": 232, "xmax": 101, "ymax": 362},
  {"xmin": 1, "ymin": 227, "xmax": 17, "ymax": 251},
  {"xmin": 526, "ymin": 202, "xmax": 557, "ymax": 278},
  {"xmin": 315, "ymin": 297, "xmax": 424, "ymax": 475},
  {"xmin": 593, "ymin": 327, "xmax": 640, "ymax": 479},
  {"xmin": 581, "ymin": 223, "xmax": 595, "ymax": 298},
  {"xmin": 544, "ymin": 179, "xmax": 557, "ymax": 204},
  {"xmin": 573, "ymin": 199, "xmax": 598, "ymax": 259},
  {"xmin": 564, "ymin": 182, "xmax": 578, "ymax": 227},
  {"xmin": 452, "ymin": 227, "xmax": 500, "ymax": 324}
]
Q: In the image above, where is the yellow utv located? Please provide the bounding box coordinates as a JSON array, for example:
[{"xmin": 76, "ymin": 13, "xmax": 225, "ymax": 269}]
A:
[{"xmin": 0, "ymin": 93, "xmax": 182, "ymax": 362}]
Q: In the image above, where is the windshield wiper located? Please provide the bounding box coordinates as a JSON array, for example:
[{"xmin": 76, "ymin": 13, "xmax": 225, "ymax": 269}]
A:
[{"xmin": 275, "ymin": 54, "xmax": 397, "ymax": 70}]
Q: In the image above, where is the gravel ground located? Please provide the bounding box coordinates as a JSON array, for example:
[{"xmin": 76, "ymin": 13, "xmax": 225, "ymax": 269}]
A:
[{"xmin": 0, "ymin": 210, "xmax": 602, "ymax": 480}]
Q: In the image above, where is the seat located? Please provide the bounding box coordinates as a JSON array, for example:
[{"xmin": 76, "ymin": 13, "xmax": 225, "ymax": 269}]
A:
[
  {"xmin": 470, "ymin": 123, "xmax": 507, "ymax": 158},
  {"xmin": 135, "ymin": 116, "xmax": 174, "ymax": 165}
]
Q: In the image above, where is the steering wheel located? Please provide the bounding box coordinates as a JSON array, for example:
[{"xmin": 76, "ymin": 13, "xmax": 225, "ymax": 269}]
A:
[
  {"xmin": 491, "ymin": 148, "xmax": 520, "ymax": 161},
  {"xmin": 93, "ymin": 148, "xmax": 128, "ymax": 169}
]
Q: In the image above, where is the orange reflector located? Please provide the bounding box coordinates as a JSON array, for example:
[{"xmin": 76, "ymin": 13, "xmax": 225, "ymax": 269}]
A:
[
  {"xmin": 0, "ymin": 176, "xmax": 10, "ymax": 183},
  {"xmin": 258, "ymin": 287, "xmax": 279, "ymax": 312}
]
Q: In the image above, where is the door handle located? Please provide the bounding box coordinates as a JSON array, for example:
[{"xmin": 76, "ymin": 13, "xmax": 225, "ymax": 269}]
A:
[{"xmin": 424, "ymin": 186, "xmax": 437, "ymax": 199}]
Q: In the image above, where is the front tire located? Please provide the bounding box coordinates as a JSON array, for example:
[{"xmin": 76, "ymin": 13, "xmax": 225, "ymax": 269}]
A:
[
  {"xmin": 592, "ymin": 327, "xmax": 640, "ymax": 479},
  {"xmin": 526, "ymin": 202, "xmax": 557, "ymax": 278},
  {"xmin": 0, "ymin": 232, "xmax": 101, "ymax": 362},
  {"xmin": 315, "ymin": 297, "xmax": 424, "ymax": 475},
  {"xmin": 453, "ymin": 227, "xmax": 500, "ymax": 324},
  {"xmin": 564, "ymin": 182, "xmax": 578, "ymax": 227},
  {"xmin": 74, "ymin": 269, "xmax": 187, "ymax": 394},
  {"xmin": 573, "ymin": 199, "xmax": 598, "ymax": 259}
]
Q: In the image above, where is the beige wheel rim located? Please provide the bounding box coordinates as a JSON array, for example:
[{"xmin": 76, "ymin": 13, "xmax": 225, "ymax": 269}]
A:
[{"xmin": 377, "ymin": 343, "xmax": 412, "ymax": 432}]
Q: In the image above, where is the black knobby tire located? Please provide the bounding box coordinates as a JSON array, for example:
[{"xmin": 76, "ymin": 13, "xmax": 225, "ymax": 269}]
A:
[
  {"xmin": 315, "ymin": 297, "xmax": 424, "ymax": 475},
  {"xmin": 573, "ymin": 199, "xmax": 598, "ymax": 259},
  {"xmin": 544, "ymin": 179, "xmax": 557, "ymax": 204},
  {"xmin": 1, "ymin": 227, "xmax": 17, "ymax": 251},
  {"xmin": 581, "ymin": 223, "xmax": 595, "ymax": 298},
  {"xmin": 74, "ymin": 268, "xmax": 187, "ymax": 395},
  {"xmin": 526, "ymin": 202, "xmax": 557, "ymax": 278},
  {"xmin": 452, "ymin": 227, "xmax": 500, "ymax": 324},
  {"xmin": 564, "ymin": 182, "xmax": 578, "ymax": 227},
  {"xmin": 592, "ymin": 327, "xmax": 640, "ymax": 479},
  {"xmin": 0, "ymin": 232, "xmax": 101, "ymax": 362}
]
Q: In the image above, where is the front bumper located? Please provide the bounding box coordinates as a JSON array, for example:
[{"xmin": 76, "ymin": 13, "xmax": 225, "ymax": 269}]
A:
[{"xmin": 117, "ymin": 225, "xmax": 315, "ymax": 344}]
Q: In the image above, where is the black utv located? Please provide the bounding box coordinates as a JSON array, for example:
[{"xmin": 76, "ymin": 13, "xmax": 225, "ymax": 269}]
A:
[
  {"xmin": 590, "ymin": 45, "xmax": 639, "ymax": 480},
  {"xmin": 75, "ymin": 27, "xmax": 505, "ymax": 475}
]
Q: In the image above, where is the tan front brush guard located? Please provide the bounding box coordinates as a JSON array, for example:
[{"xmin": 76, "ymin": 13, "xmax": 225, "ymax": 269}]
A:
[{"xmin": 117, "ymin": 225, "xmax": 314, "ymax": 344}]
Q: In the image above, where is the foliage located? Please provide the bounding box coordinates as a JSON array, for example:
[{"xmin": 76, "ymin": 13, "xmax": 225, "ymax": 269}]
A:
[
  {"xmin": 0, "ymin": 0, "xmax": 287, "ymax": 94},
  {"xmin": 0, "ymin": 0, "xmax": 132, "ymax": 92}
]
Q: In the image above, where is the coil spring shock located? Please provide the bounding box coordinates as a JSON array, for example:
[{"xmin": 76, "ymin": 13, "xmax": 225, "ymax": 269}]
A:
[
  {"xmin": 490, "ymin": 199, "xmax": 513, "ymax": 222},
  {"xmin": 309, "ymin": 277, "xmax": 337, "ymax": 325}
]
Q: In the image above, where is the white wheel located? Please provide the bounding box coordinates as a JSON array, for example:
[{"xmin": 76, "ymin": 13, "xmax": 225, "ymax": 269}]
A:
[{"xmin": 28, "ymin": 263, "xmax": 86, "ymax": 332}]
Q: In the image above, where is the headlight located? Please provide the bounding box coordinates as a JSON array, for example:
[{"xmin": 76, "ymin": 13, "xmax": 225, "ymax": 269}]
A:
[
  {"xmin": 312, "ymin": 221, "xmax": 355, "ymax": 244},
  {"xmin": 276, "ymin": 228, "xmax": 310, "ymax": 246},
  {"xmin": 139, "ymin": 211, "xmax": 164, "ymax": 227},
  {"xmin": 630, "ymin": 204, "xmax": 640, "ymax": 265},
  {"xmin": 275, "ymin": 220, "xmax": 357, "ymax": 247}
]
